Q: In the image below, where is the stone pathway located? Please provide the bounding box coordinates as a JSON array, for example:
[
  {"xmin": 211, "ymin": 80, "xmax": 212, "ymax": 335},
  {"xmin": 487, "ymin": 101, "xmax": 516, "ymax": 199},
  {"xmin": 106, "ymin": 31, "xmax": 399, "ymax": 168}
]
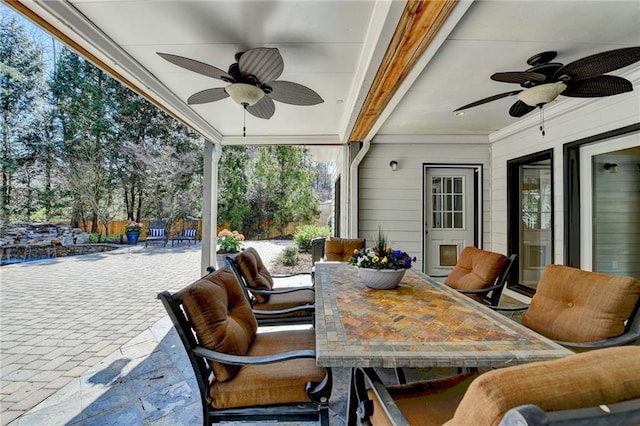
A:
[{"xmin": 0, "ymin": 241, "xmax": 299, "ymax": 425}]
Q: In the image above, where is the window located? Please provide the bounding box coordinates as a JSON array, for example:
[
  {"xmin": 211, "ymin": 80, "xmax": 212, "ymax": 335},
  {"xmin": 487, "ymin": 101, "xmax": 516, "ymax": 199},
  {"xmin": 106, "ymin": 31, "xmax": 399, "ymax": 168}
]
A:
[{"xmin": 432, "ymin": 176, "xmax": 464, "ymax": 229}]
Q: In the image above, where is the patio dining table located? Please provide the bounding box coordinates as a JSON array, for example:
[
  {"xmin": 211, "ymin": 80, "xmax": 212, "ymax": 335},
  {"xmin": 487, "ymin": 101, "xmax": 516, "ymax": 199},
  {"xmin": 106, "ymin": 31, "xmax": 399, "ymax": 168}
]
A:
[{"xmin": 313, "ymin": 262, "xmax": 572, "ymax": 425}]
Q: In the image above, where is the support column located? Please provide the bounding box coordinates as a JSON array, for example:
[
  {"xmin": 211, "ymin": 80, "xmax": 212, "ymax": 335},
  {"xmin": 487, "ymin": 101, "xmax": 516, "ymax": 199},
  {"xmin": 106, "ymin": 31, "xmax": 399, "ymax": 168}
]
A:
[{"xmin": 201, "ymin": 139, "xmax": 222, "ymax": 276}]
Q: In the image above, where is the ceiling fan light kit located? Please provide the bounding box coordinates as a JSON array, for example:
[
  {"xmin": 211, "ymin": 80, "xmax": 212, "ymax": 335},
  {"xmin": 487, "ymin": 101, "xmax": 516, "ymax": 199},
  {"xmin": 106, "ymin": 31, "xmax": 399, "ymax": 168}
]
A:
[
  {"xmin": 225, "ymin": 83, "xmax": 264, "ymax": 107},
  {"xmin": 517, "ymin": 82, "xmax": 566, "ymax": 107}
]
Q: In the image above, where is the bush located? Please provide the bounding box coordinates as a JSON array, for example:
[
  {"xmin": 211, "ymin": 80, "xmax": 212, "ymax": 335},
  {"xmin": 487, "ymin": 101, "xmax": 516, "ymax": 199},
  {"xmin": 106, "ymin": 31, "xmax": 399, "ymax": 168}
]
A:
[
  {"xmin": 278, "ymin": 246, "xmax": 299, "ymax": 266},
  {"xmin": 293, "ymin": 224, "xmax": 331, "ymax": 253}
]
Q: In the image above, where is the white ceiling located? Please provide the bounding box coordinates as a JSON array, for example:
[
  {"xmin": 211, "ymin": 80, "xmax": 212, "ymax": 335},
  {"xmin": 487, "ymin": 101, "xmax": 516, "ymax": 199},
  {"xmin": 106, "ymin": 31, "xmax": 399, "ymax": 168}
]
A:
[{"xmin": 13, "ymin": 0, "xmax": 640, "ymax": 146}]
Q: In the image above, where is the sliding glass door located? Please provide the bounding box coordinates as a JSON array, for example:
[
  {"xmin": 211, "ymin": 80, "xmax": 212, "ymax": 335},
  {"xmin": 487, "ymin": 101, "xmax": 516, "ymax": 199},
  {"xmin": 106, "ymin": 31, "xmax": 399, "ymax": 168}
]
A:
[{"xmin": 507, "ymin": 150, "xmax": 554, "ymax": 295}]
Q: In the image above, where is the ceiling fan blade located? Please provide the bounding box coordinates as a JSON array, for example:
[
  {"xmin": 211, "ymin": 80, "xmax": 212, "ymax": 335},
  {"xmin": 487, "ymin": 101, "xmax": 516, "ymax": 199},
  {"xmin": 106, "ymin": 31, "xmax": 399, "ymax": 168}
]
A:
[
  {"xmin": 238, "ymin": 48, "xmax": 284, "ymax": 83},
  {"xmin": 157, "ymin": 53, "xmax": 233, "ymax": 81},
  {"xmin": 267, "ymin": 81, "xmax": 324, "ymax": 105},
  {"xmin": 246, "ymin": 96, "xmax": 275, "ymax": 120},
  {"xmin": 491, "ymin": 72, "xmax": 546, "ymax": 84},
  {"xmin": 563, "ymin": 75, "xmax": 633, "ymax": 98},
  {"xmin": 554, "ymin": 47, "xmax": 640, "ymax": 81},
  {"xmin": 454, "ymin": 90, "xmax": 522, "ymax": 112},
  {"xmin": 526, "ymin": 62, "xmax": 563, "ymax": 80},
  {"xmin": 187, "ymin": 88, "xmax": 229, "ymax": 105},
  {"xmin": 509, "ymin": 100, "xmax": 536, "ymax": 118}
]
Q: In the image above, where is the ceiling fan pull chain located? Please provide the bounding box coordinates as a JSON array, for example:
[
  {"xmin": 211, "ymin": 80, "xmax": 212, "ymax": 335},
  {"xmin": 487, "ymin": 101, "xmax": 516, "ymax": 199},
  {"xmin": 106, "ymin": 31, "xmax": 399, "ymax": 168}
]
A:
[
  {"xmin": 243, "ymin": 106, "xmax": 247, "ymax": 138},
  {"xmin": 539, "ymin": 106, "xmax": 545, "ymax": 137}
]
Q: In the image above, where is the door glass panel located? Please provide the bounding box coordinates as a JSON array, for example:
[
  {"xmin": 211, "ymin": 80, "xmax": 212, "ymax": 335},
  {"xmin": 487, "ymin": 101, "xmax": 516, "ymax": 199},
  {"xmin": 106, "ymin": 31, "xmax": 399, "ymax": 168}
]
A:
[
  {"xmin": 431, "ymin": 176, "xmax": 465, "ymax": 230},
  {"xmin": 519, "ymin": 159, "xmax": 552, "ymax": 291}
]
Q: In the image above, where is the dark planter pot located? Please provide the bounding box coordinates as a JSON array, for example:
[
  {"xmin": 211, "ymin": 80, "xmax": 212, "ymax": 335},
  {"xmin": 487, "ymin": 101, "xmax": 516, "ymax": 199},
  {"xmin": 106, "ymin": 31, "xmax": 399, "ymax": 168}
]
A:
[{"xmin": 125, "ymin": 231, "xmax": 141, "ymax": 245}]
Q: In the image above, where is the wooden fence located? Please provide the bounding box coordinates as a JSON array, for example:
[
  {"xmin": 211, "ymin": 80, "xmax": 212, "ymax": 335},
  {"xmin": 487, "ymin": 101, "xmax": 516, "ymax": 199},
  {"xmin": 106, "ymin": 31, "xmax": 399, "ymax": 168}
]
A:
[{"xmin": 77, "ymin": 219, "xmax": 303, "ymax": 240}]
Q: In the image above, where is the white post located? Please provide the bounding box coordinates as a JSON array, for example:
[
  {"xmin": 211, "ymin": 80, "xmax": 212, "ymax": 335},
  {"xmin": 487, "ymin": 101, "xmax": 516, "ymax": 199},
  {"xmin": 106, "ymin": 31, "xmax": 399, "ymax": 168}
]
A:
[{"xmin": 201, "ymin": 139, "xmax": 221, "ymax": 276}]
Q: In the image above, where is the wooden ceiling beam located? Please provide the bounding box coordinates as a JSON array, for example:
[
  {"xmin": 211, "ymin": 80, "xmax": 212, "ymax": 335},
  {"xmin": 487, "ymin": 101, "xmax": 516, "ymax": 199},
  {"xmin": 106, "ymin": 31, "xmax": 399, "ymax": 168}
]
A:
[{"xmin": 349, "ymin": 0, "xmax": 458, "ymax": 142}]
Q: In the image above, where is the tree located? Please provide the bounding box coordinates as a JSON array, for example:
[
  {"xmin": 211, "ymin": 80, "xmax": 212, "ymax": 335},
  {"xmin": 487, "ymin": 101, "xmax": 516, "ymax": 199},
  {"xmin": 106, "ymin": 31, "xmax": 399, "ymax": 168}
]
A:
[
  {"xmin": 0, "ymin": 11, "xmax": 47, "ymax": 223},
  {"xmin": 243, "ymin": 145, "xmax": 319, "ymax": 237},
  {"xmin": 218, "ymin": 145, "xmax": 251, "ymax": 231},
  {"xmin": 50, "ymin": 47, "xmax": 116, "ymax": 232}
]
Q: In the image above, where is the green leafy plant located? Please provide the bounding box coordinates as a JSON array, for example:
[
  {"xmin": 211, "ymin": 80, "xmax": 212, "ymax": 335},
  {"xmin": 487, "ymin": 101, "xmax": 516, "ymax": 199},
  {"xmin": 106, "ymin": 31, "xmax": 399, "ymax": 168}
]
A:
[
  {"xmin": 217, "ymin": 229, "xmax": 245, "ymax": 253},
  {"xmin": 293, "ymin": 224, "xmax": 331, "ymax": 253},
  {"xmin": 349, "ymin": 228, "xmax": 416, "ymax": 270},
  {"xmin": 278, "ymin": 246, "xmax": 299, "ymax": 266}
]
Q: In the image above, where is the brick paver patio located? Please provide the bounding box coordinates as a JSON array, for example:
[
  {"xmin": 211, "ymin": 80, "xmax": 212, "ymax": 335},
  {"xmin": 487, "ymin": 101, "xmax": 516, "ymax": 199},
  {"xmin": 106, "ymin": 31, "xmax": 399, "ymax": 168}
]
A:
[{"xmin": 0, "ymin": 241, "xmax": 291, "ymax": 425}]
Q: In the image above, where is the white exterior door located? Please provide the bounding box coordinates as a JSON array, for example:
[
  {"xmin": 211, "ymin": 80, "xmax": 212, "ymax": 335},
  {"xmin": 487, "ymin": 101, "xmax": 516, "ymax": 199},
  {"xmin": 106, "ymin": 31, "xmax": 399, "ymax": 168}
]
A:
[{"xmin": 424, "ymin": 167, "xmax": 478, "ymax": 275}]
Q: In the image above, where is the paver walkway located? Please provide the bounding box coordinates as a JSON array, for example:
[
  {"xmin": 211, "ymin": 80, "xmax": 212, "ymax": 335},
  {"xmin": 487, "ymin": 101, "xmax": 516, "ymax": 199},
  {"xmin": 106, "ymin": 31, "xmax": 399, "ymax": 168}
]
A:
[{"xmin": 0, "ymin": 241, "xmax": 301, "ymax": 425}]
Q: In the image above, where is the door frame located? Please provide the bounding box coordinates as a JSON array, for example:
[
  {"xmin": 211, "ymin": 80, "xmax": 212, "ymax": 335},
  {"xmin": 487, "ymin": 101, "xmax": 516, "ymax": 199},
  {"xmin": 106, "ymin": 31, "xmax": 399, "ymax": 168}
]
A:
[{"xmin": 422, "ymin": 163, "xmax": 482, "ymax": 272}]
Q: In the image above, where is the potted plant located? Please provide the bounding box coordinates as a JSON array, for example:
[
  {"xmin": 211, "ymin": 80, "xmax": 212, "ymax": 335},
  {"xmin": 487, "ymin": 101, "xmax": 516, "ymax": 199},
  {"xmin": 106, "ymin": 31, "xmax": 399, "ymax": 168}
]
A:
[
  {"xmin": 349, "ymin": 228, "xmax": 416, "ymax": 289},
  {"xmin": 125, "ymin": 221, "xmax": 143, "ymax": 245},
  {"xmin": 216, "ymin": 229, "xmax": 245, "ymax": 253}
]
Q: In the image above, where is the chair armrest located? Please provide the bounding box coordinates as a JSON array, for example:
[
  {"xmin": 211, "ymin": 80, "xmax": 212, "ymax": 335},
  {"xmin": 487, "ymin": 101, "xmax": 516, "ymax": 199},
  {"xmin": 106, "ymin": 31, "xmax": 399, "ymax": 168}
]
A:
[
  {"xmin": 553, "ymin": 331, "xmax": 640, "ymax": 351},
  {"xmin": 192, "ymin": 345, "xmax": 316, "ymax": 366},
  {"xmin": 429, "ymin": 273, "xmax": 449, "ymax": 278},
  {"xmin": 354, "ymin": 367, "xmax": 410, "ymax": 426},
  {"xmin": 273, "ymin": 272, "xmax": 313, "ymax": 278},
  {"xmin": 253, "ymin": 304, "xmax": 315, "ymax": 317},
  {"xmin": 500, "ymin": 399, "xmax": 640, "ymax": 426},
  {"xmin": 457, "ymin": 283, "xmax": 502, "ymax": 295},
  {"xmin": 249, "ymin": 286, "xmax": 314, "ymax": 295},
  {"xmin": 490, "ymin": 304, "xmax": 530, "ymax": 312}
]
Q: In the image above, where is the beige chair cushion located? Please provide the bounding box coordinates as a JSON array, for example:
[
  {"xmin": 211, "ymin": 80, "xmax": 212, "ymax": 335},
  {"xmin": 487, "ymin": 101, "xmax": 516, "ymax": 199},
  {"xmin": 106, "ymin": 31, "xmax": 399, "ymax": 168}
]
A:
[
  {"xmin": 444, "ymin": 247, "xmax": 509, "ymax": 301},
  {"xmin": 522, "ymin": 264, "xmax": 640, "ymax": 342},
  {"xmin": 235, "ymin": 247, "xmax": 274, "ymax": 303},
  {"xmin": 209, "ymin": 329, "xmax": 326, "ymax": 409},
  {"xmin": 448, "ymin": 346, "xmax": 640, "ymax": 426},
  {"xmin": 253, "ymin": 288, "xmax": 315, "ymax": 315},
  {"xmin": 325, "ymin": 238, "xmax": 365, "ymax": 262},
  {"xmin": 179, "ymin": 268, "xmax": 257, "ymax": 382}
]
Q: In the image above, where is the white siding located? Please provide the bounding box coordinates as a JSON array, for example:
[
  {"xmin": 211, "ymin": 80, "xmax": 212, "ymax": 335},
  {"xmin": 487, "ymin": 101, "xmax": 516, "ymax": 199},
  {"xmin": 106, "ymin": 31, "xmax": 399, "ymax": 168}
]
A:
[{"xmin": 358, "ymin": 140, "xmax": 491, "ymax": 271}]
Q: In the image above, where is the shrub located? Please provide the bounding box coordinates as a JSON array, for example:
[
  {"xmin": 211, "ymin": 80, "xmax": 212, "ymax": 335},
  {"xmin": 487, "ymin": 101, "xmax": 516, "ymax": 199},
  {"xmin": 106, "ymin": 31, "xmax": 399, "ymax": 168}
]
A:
[
  {"xmin": 278, "ymin": 246, "xmax": 299, "ymax": 266},
  {"xmin": 293, "ymin": 224, "xmax": 331, "ymax": 253}
]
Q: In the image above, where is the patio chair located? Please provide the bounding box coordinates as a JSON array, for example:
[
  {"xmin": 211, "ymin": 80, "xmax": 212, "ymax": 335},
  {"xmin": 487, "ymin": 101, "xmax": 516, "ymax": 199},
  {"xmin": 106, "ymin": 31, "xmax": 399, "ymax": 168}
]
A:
[
  {"xmin": 431, "ymin": 246, "xmax": 515, "ymax": 307},
  {"xmin": 171, "ymin": 218, "xmax": 199, "ymax": 247},
  {"xmin": 224, "ymin": 247, "xmax": 315, "ymax": 326},
  {"xmin": 311, "ymin": 237, "xmax": 366, "ymax": 284},
  {"xmin": 353, "ymin": 346, "xmax": 640, "ymax": 426},
  {"xmin": 493, "ymin": 264, "xmax": 640, "ymax": 352},
  {"xmin": 311, "ymin": 237, "xmax": 366, "ymax": 263},
  {"xmin": 157, "ymin": 267, "xmax": 331, "ymax": 425},
  {"xmin": 144, "ymin": 219, "xmax": 168, "ymax": 247}
]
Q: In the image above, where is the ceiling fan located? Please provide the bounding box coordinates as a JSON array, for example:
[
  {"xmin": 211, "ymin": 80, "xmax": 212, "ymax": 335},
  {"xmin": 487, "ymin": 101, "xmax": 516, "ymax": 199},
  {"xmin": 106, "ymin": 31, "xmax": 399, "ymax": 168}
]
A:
[
  {"xmin": 157, "ymin": 48, "xmax": 323, "ymax": 120},
  {"xmin": 454, "ymin": 46, "xmax": 640, "ymax": 118}
]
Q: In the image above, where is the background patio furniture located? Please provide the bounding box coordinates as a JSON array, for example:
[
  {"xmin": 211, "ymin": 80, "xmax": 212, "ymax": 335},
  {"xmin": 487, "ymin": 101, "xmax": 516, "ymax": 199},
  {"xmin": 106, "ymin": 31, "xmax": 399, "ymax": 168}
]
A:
[
  {"xmin": 431, "ymin": 246, "xmax": 515, "ymax": 307},
  {"xmin": 311, "ymin": 237, "xmax": 365, "ymax": 263},
  {"xmin": 144, "ymin": 219, "xmax": 168, "ymax": 247},
  {"xmin": 171, "ymin": 218, "xmax": 199, "ymax": 247},
  {"xmin": 157, "ymin": 267, "xmax": 331, "ymax": 425},
  {"xmin": 224, "ymin": 249, "xmax": 315, "ymax": 326}
]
